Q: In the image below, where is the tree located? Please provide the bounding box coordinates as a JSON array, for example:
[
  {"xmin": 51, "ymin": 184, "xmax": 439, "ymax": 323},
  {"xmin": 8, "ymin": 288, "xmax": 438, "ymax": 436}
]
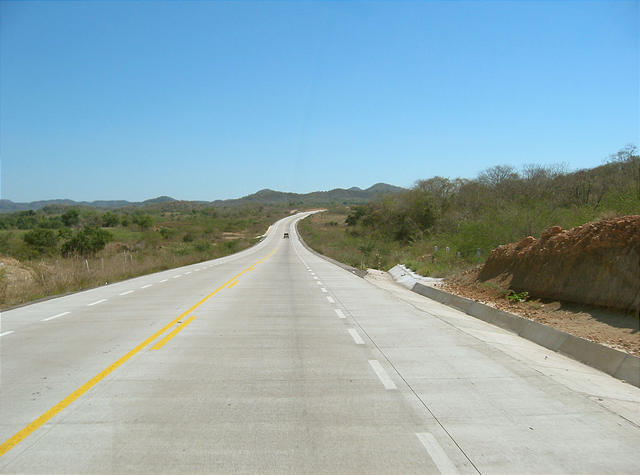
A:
[
  {"xmin": 345, "ymin": 206, "xmax": 366, "ymax": 226},
  {"xmin": 478, "ymin": 165, "xmax": 519, "ymax": 187},
  {"xmin": 101, "ymin": 212, "xmax": 120, "ymax": 227},
  {"xmin": 132, "ymin": 213, "xmax": 152, "ymax": 231},
  {"xmin": 61, "ymin": 227, "xmax": 112, "ymax": 257},
  {"xmin": 61, "ymin": 209, "xmax": 80, "ymax": 227},
  {"xmin": 58, "ymin": 227, "xmax": 73, "ymax": 239},
  {"xmin": 23, "ymin": 228, "xmax": 58, "ymax": 255},
  {"xmin": 15, "ymin": 210, "xmax": 38, "ymax": 229},
  {"xmin": 607, "ymin": 144, "xmax": 640, "ymax": 203}
]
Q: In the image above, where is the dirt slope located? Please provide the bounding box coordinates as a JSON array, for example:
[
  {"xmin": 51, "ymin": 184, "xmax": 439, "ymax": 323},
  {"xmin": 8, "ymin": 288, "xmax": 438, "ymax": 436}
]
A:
[{"xmin": 478, "ymin": 216, "xmax": 640, "ymax": 313}]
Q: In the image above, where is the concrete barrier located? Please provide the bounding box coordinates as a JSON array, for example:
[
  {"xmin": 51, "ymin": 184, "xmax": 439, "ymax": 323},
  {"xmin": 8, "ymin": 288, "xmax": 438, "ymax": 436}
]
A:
[{"xmin": 392, "ymin": 266, "xmax": 639, "ymax": 388}]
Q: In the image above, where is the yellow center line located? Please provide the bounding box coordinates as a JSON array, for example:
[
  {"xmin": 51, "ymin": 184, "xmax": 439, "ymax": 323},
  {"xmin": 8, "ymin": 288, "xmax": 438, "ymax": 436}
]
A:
[
  {"xmin": 227, "ymin": 280, "xmax": 238, "ymax": 288},
  {"xmin": 151, "ymin": 316, "xmax": 196, "ymax": 350},
  {"xmin": 0, "ymin": 246, "xmax": 279, "ymax": 458}
]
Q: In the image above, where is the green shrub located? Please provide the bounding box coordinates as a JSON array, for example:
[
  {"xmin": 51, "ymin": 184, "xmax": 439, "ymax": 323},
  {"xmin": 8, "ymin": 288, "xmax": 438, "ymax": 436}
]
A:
[
  {"xmin": 61, "ymin": 227, "xmax": 113, "ymax": 257},
  {"xmin": 23, "ymin": 228, "xmax": 58, "ymax": 255},
  {"xmin": 160, "ymin": 228, "xmax": 176, "ymax": 240},
  {"xmin": 0, "ymin": 266, "xmax": 7, "ymax": 303},
  {"xmin": 101, "ymin": 212, "xmax": 120, "ymax": 227},
  {"xmin": 61, "ymin": 209, "xmax": 80, "ymax": 227},
  {"xmin": 58, "ymin": 227, "xmax": 73, "ymax": 239},
  {"xmin": 194, "ymin": 240, "xmax": 211, "ymax": 252},
  {"xmin": 506, "ymin": 290, "xmax": 529, "ymax": 302},
  {"xmin": 132, "ymin": 213, "xmax": 152, "ymax": 231}
]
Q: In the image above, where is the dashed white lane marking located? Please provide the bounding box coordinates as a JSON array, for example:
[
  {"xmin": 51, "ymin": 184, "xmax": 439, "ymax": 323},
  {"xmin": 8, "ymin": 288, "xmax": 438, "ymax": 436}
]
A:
[
  {"xmin": 42, "ymin": 311, "xmax": 71, "ymax": 322},
  {"xmin": 185, "ymin": 271, "xmax": 192, "ymax": 275},
  {"xmin": 321, "ymin": 288, "xmax": 327, "ymax": 293},
  {"xmin": 326, "ymin": 296, "xmax": 335, "ymax": 304},
  {"xmin": 316, "ymin": 281, "xmax": 323, "ymax": 285},
  {"xmin": 313, "ymin": 276, "xmax": 319, "ymax": 280},
  {"xmin": 0, "ymin": 331, "xmax": 14, "ymax": 337},
  {"xmin": 140, "ymin": 284, "xmax": 152, "ymax": 289},
  {"xmin": 334, "ymin": 309, "xmax": 346, "ymax": 319},
  {"xmin": 368, "ymin": 360, "xmax": 397, "ymax": 390},
  {"xmin": 416, "ymin": 432, "xmax": 460, "ymax": 475},
  {"xmin": 194, "ymin": 269, "xmax": 201, "ymax": 272},
  {"xmin": 159, "ymin": 279, "xmax": 168, "ymax": 283},
  {"xmin": 348, "ymin": 328, "xmax": 365, "ymax": 345},
  {"xmin": 119, "ymin": 290, "xmax": 134, "ymax": 296},
  {"xmin": 87, "ymin": 299, "xmax": 107, "ymax": 306},
  {"xmin": 173, "ymin": 275, "xmax": 182, "ymax": 279}
]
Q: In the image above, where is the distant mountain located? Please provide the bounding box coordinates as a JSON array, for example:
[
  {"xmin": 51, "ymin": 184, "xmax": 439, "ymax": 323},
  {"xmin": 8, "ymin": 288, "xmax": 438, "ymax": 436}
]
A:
[
  {"xmin": 209, "ymin": 183, "xmax": 405, "ymax": 207},
  {"xmin": 0, "ymin": 196, "xmax": 177, "ymax": 212},
  {"xmin": 0, "ymin": 183, "xmax": 405, "ymax": 212},
  {"xmin": 142, "ymin": 195, "xmax": 176, "ymax": 205}
]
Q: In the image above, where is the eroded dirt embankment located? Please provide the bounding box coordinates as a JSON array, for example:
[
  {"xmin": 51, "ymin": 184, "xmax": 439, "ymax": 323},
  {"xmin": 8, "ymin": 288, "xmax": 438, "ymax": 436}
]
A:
[{"xmin": 478, "ymin": 216, "xmax": 640, "ymax": 313}]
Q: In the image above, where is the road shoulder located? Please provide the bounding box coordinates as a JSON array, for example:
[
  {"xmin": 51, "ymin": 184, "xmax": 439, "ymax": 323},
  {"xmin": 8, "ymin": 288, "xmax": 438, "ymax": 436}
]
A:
[{"xmin": 364, "ymin": 268, "xmax": 640, "ymax": 427}]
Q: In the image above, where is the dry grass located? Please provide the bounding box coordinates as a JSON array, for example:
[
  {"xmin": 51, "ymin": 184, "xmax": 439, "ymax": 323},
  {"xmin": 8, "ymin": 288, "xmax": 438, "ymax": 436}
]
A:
[{"xmin": 1, "ymin": 241, "xmax": 256, "ymax": 309}]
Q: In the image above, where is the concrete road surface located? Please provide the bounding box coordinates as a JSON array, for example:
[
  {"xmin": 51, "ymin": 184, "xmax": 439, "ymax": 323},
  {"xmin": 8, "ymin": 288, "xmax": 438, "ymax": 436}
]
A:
[{"xmin": 1, "ymin": 212, "xmax": 639, "ymax": 474}]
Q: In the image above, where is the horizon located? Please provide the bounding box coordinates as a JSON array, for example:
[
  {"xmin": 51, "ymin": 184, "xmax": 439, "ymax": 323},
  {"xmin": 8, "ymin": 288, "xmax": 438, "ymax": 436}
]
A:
[
  {"xmin": 0, "ymin": 181, "xmax": 404, "ymax": 204},
  {"xmin": 1, "ymin": 1, "xmax": 637, "ymax": 202}
]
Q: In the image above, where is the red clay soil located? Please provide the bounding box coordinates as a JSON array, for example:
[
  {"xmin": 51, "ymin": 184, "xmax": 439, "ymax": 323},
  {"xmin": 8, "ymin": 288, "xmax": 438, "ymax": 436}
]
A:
[
  {"xmin": 442, "ymin": 267, "xmax": 640, "ymax": 356},
  {"xmin": 479, "ymin": 216, "xmax": 640, "ymax": 312},
  {"xmin": 442, "ymin": 216, "xmax": 640, "ymax": 356}
]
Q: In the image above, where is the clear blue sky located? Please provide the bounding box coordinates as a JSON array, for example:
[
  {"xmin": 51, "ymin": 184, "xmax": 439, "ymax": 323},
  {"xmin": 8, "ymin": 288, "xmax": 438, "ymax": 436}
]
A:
[{"xmin": 1, "ymin": 0, "xmax": 637, "ymax": 202}]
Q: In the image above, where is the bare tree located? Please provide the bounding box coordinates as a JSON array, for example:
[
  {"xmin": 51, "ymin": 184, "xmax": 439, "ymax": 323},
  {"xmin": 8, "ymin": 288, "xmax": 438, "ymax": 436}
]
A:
[{"xmin": 478, "ymin": 165, "xmax": 519, "ymax": 187}]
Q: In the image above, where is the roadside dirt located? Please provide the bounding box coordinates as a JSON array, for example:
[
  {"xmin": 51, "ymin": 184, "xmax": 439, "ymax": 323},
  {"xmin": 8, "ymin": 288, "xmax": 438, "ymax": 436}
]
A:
[
  {"xmin": 479, "ymin": 216, "xmax": 640, "ymax": 312},
  {"xmin": 442, "ymin": 266, "xmax": 639, "ymax": 356}
]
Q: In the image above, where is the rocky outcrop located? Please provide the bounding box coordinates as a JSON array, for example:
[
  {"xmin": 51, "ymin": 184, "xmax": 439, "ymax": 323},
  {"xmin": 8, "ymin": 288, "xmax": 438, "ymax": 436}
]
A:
[{"xmin": 479, "ymin": 216, "xmax": 640, "ymax": 312}]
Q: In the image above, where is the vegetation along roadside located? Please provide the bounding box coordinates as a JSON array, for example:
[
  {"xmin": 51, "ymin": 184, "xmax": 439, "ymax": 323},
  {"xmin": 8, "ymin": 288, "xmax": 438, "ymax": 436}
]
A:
[
  {"xmin": 0, "ymin": 204, "xmax": 290, "ymax": 309},
  {"xmin": 298, "ymin": 146, "xmax": 640, "ymax": 354},
  {"xmin": 299, "ymin": 145, "xmax": 639, "ymax": 278}
]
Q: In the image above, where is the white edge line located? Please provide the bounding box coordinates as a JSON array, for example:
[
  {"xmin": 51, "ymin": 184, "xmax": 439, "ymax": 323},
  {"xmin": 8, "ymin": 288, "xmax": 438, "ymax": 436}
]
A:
[
  {"xmin": 0, "ymin": 330, "xmax": 15, "ymax": 337},
  {"xmin": 368, "ymin": 359, "xmax": 397, "ymax": 390},
  {"xmin": 42, "ymin": 311, "xmax": 71, "ymax": 322},
  {"xmin": 347, "ymin": 328, "xmax": 365, "ymax": 345},
  {"xmin": 415, "ymin": 433, "xmax": 460, "ymax": 475},
  {"xmin": 334, "ymin": 308, "xmax": 346, "ymax": 319},
  {"xmin": 87, "ymin": 299, "xmax": 107, "ymax": 306}
]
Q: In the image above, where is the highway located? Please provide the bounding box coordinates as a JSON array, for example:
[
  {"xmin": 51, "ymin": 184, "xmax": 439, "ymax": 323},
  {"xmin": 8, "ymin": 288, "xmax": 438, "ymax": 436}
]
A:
[{"xmin": 0, "ymin": 212, "xmax": 639, "ymax": 474}]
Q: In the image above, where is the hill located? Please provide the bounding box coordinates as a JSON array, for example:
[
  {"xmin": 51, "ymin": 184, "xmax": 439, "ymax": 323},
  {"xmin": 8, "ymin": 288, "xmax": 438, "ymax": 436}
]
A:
[
  {"xmin": 210, "ymin": 183, "xmax": 405, "ymax": 207},
  {"xmin": 0, "ymin": 183, "xmax": 404, "ymax": 212}
]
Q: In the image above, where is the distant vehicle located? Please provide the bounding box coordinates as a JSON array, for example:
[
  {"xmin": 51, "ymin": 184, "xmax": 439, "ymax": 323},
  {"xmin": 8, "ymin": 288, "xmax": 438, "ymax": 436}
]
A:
[{"xmin": 283, "ymin": 233, "xmax": 289, "ymax": 239}]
